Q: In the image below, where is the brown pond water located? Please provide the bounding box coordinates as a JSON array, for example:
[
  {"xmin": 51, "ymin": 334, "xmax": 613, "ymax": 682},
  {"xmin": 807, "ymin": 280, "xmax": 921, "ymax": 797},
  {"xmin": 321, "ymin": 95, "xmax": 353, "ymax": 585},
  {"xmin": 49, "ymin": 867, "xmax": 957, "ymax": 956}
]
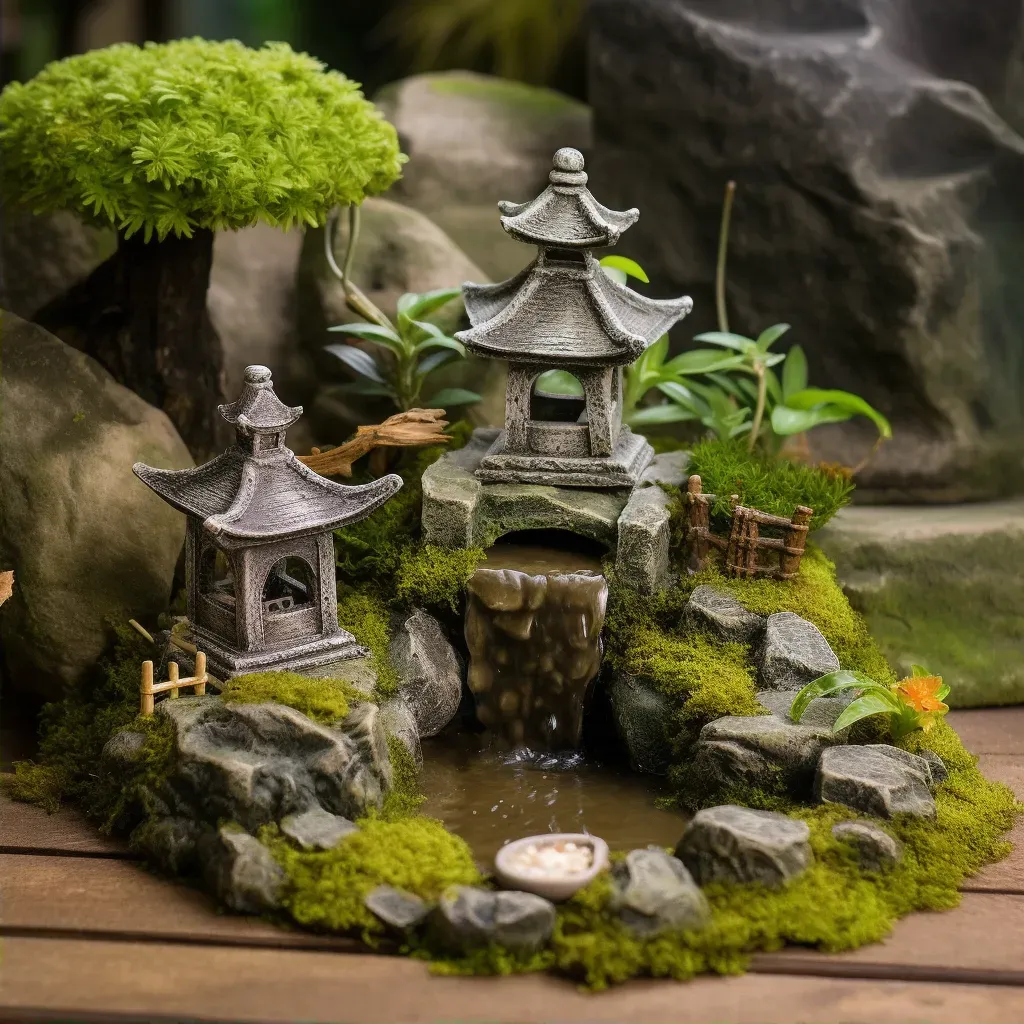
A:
[{"xmin": 417, "ymin": 537, "xmax": 687, "ymax": 863}]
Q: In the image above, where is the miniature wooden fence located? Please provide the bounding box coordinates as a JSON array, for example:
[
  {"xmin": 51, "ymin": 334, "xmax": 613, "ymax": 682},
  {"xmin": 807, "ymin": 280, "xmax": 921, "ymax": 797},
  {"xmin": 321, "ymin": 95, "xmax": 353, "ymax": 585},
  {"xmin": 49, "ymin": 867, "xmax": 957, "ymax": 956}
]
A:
[
  {"xmin": 140, "ymin": 653, "xmax": 208, "ymax": 715},
  {"xmin": 684, "ymin": 475, "xmax": 812, "ymax": 581}
]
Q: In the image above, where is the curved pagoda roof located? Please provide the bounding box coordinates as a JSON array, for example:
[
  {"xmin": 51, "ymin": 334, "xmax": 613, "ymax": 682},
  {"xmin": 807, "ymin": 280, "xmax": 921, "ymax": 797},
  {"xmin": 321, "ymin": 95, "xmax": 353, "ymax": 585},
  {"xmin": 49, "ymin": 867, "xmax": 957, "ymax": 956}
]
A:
[
  {"xmin": 457, "ymin": 252, "xmax": 693, "ymax": 366},
  {"xmin": 497, "ymin": 148, "xmax": 639, "ymax": 248},
  {"xmin": 133, "ymin": 365, "xmax": 402, "ymax": 543}
]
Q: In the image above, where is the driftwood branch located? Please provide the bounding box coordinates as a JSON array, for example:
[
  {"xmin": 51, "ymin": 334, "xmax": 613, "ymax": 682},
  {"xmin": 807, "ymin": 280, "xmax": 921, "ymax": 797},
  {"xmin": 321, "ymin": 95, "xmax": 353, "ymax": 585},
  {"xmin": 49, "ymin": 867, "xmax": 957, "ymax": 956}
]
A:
[{"xmin": 298, "ymin": 408, "xmax": 451, "ymax": 478}]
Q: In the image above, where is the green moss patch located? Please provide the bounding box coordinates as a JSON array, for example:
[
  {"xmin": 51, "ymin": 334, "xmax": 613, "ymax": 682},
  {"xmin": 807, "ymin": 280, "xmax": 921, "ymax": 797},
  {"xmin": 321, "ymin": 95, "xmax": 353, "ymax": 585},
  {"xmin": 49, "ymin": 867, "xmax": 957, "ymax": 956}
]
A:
[
  {"xmin": 220, "ymin": 671, "xmax": 366, "ymax": 726},
  {"xmin": 395, "ymin": 544, "xmax": 485, "ymax": 611},
  {"xmin": 337, "ymin": 590, "xmax": 400, "ymax": 698}
]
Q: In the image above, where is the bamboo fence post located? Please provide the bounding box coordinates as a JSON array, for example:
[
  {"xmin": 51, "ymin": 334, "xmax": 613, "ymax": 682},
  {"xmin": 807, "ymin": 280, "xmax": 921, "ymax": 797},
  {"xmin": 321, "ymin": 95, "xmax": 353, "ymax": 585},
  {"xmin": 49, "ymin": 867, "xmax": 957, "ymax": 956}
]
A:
[
  {"xmin": 687, "ymin": 475, "xmax": 710, "ymax": 569},
  {"xmin": 168, "ymin": 659, "xmax": 179, "ymax": 700},
  {"xmin": 195, "ymin": 651, "xmax": 207, "ymax": 696},
  {"xmin": 140, "ymin": 661, "xmax": 154, "ymax": 716},
  {"xmin": 781, "ymin": 505, "xmax": 813, "ymax": 578}
]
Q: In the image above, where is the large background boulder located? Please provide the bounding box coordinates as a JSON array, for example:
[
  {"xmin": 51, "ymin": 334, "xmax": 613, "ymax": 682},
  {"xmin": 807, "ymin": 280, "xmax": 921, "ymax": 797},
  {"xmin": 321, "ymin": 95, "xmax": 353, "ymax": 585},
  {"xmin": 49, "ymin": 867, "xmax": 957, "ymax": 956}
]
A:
[
  {"xmin": 374, "ymin": 71, "xmax": 592, "ymax": 281},
  {"xmin": 589, "ymin": 0, "xmax": 1024, "ymax": 502},
  {"xmin": 0, "ymin": 312, "xmax": 192, "ymax": 700}
]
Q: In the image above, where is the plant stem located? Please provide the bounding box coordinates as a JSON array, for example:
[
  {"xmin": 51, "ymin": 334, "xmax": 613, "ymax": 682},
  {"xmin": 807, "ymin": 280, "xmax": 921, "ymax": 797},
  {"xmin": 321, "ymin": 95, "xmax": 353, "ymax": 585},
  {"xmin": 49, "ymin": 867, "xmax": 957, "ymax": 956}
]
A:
[
  {"xmin": 324, "ymin": 206, "xmax": 395, "ymax": 330},
  {"xmin": 715, "ymin": 181, "xmax": 736, "ymax": 333},
  {"xmin": 748, "ymin": 362, "xmax": 766, "ymax": 453}
]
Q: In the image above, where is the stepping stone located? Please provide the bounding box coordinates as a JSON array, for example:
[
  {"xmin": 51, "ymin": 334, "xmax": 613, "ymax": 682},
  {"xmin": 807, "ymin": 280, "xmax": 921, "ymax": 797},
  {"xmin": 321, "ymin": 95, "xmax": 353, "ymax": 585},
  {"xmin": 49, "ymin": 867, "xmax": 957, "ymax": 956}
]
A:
[
  {"xmin": 365, "ymin": 884, "xmax": 431, "ymax": 930},
  {"xmin": 815, "ymin": 744, "xmax": 936, "ymax": 819},
  {"xmin": 684, "ymin": 585, "xmax": 765, "ymax": 644},
  {"xmin": 832, "ymin": 820, "xmax": 903, "ymax": 872},
  {"xmin": 280, "ymin": 807, "xmax": 358, "ymax": 851},
  {"xmin": 432, "ymin": 885, "xmax": 555, "ymax": 954},
  {"xmin": 757, "ymin": 612, "xmax": 840, "ymax": 691},
  {"xmin": 610, "ymin": 847, "xmax": 709, "ymax": 936},
  {"xmin": 756, "ymin": 689, "xmax": 853, "ymax": 728},
  {"xmin": 676, "ymin": 804, "xmax": 812, "ymax": 887},
  {"xmin": 199, "ymin": 826, "xmax": 284, "ymax": 915}
]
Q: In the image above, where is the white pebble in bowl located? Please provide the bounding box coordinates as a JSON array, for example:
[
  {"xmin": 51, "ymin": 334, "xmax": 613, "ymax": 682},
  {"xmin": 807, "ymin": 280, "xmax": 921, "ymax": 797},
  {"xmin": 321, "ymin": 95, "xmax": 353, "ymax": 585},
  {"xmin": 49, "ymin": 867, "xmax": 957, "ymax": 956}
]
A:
[{"xmin": 494, "ymin": 833, "xmax": 610, "ymax": 902}]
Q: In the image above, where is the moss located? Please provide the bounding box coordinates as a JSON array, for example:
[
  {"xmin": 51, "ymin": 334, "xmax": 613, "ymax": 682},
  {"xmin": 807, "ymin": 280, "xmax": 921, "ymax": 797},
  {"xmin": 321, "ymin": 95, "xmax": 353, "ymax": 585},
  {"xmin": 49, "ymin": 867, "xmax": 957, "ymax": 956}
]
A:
[
  {"xmin": 2, "ymin": 763, "xmax": 68, "ymax": 813},
  {"xmin": 337, "ymin": 590, "xmax": 400, "ymax": 698},
  {"xmin": 220, "ymin": 671, "xmax": 366, "ymax": 726},
  {"xmin": 687, "ymin": 439, "xmax": 853, "ymax": 532},
  {"xmin": 382, "ymin": 735, "xmax": 426, "ymax": 820},
  {"xmin": 264, "ymin": 814, "xmax": 481, "ymax": 941},
  {"xmin": 395, "ymin": 544, "xmax": 485, "ymax": 612},
  {"xmin": 425, "ymin": 75, "xmax": 585, "ymax": 115}
]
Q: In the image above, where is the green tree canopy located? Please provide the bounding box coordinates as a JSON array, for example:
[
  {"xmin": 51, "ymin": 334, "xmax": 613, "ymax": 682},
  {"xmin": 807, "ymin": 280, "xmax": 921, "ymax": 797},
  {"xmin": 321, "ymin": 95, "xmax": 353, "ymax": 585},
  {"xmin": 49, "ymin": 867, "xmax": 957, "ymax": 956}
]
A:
[{"xmin": 0, "ymin": 38, "xmax": 404, "ymax": 241}]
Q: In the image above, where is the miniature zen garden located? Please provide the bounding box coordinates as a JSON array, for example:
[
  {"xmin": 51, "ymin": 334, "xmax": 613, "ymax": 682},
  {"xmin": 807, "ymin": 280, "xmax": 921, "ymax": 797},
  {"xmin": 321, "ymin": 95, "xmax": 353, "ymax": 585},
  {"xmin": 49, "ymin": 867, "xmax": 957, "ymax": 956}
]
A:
[{"xmin": 0, "ymin": 37, "xmax": 1020, "ymax": 992}]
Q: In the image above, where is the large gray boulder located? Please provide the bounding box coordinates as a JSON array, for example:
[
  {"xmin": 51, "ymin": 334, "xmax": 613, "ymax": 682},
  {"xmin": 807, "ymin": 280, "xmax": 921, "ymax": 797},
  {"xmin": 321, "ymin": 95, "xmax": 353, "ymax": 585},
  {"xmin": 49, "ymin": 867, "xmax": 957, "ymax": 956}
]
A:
[
  {"xmin": 374, "ymin": 72, "xmax": 591, "ymax": 280},
  {"xmin": 389, "ymin": 609, "xmax": 464, "ymax": 739},
  {"xmin": 815, "ymin": 744, "xmax": 937, "ymax": 819},
  {"xmin": 590, "ymin": 0, "xmax": 1024, "ymax": 501},
  {"xmin": 676, "ymin": 804, "xmax": 812, "ymax": 887},
  {"xmin": 432, "ymin": 885, "xmax": 556, "ymax": 954},
  {"xmin": 757, "ymin": 612, "xmax": 840, "ymax": 691},
  {"xmin": 610, "ymin": 847, "xmax": 709, "ymax": 935},
  {"xmin": 154, "ymin": 696, "xmax": 386, "ymax": 833},
  {"xmin": 606, "ymin": 671, "xmax": 675, "ymax": 775},
  {"xmin": 0, "ymin": 313, "xmax": 192, "ymax": 700}
]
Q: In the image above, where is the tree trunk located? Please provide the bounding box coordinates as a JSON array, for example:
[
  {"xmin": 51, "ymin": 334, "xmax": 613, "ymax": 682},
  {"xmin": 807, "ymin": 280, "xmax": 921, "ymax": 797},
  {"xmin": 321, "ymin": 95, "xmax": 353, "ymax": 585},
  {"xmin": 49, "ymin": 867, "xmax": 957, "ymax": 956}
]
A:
[{"xmin": 36, "ymin": 228, "xmax": 227, "ymax": 459}]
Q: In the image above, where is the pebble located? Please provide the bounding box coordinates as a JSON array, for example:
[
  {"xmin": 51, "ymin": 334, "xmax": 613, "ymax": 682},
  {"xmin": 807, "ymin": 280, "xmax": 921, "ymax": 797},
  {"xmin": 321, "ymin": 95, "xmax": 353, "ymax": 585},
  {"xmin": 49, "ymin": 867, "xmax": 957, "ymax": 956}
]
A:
[{"xmin": 505, "ymin": 839, "xmax": 594, "ymax": 878}]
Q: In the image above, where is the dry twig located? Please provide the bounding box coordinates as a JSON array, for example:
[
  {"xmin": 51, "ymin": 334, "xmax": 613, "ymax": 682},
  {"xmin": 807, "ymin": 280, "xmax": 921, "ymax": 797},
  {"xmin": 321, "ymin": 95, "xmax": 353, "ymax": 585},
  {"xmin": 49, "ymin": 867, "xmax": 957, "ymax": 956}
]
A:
[{"xmin": 298, "ymin": 408, "xmax": 451, "ymax": 477}]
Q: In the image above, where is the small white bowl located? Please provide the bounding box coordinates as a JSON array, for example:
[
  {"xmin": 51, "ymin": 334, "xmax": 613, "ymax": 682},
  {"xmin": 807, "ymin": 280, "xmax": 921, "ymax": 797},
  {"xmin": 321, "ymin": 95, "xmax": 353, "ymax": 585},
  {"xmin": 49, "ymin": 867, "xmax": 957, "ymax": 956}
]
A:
[{"xmin": 494, "ymin": 833, "xmax": 610, "ymax": 902}]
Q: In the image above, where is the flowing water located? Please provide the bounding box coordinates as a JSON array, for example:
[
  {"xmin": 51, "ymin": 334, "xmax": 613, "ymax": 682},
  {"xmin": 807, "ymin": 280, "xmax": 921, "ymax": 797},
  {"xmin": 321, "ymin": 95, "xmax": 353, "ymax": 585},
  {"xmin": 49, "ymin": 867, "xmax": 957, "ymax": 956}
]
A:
[{"xmin": 415, "ymin": 537, "xmax": 687, "ymax": 863}]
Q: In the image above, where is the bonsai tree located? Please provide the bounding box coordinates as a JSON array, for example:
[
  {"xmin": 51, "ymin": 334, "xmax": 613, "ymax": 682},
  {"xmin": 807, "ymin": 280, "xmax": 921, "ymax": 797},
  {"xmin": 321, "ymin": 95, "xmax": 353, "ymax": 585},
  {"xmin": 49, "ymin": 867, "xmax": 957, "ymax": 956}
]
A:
[{"xmin": 0, "ymin": 39, "xmax": 403, "ymax": 455}]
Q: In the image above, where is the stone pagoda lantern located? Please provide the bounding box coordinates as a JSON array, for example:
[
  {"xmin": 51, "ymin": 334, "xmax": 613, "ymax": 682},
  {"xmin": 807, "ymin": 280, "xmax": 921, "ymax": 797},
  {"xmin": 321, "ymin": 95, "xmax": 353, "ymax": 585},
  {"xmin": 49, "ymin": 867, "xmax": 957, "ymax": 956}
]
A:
[
  {"xmin": 133, "ymin": 365, "xmax": 402, "ymax": 680},
  {"xmin": 456, "ymin": 147, "xmax": 694, "ymax": 488}
]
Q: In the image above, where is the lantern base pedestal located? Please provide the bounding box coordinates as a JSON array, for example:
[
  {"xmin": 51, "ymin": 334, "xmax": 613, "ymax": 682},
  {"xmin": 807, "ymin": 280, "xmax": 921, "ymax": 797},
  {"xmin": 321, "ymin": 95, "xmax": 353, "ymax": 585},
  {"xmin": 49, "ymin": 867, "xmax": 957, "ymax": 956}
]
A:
[{"xmin": 476, "ymin": 426, "xmax": 653, "ymax": 489}]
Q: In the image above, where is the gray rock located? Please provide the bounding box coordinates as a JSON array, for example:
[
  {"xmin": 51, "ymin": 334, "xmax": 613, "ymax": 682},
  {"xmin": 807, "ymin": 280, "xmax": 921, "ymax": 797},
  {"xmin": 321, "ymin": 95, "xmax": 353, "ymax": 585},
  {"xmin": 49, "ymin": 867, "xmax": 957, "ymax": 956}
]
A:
[
  {"xmin": 676, "ymin": 805, "xmax": 813, "ymax": 887},
  {"xmin": 756, "ymin": 689, "xmax": 854, "ymax": 729},
  {"xmin": 433, "ymin": 885, "xmax": 556, "ymax": 954},
  {"xmin": 200, "ymin": 826, "xmax": 285, "ymax": 915},
  {"xmin": 615, "ymin": 484, "xmax": 672, "ymax": 594},
  {"xmin": 610, "ymin": 847, "xmax": 709, "ymax": 935},
  {"xmin": 365, "ymin": 884, "xmax": 432, "ymax": 931},
  {"xmin": 685, "ymin": 586, "xmax": 765, "ymax": 644},
  {"xmin": 280, "ymin": 807, "xmax": 358, "ymax": 851},
  {"xmin": 379, "ymin": 695, "xmax": 423, "ymax": 769},
  {"xmin": 342, "ymin": 700, "xmax": 394, "ymax": 791},
  {"xmin": 298, "ymin": 655, "xmax": 378, "ymax": 696},
  {"xmin": 101, "ymin": 730, "xmax": 148, "ymax": 768},
  {"xmin": 390, "ymin": 609, "xmax": 463, "ymax": 739},
  {"xmin": 757, "ymin": 613, "xmax": 840, "ymax": 691},
  {"xmin": 693, "ymin": 713, "xmax": 845, "ymax": 797},
  {"xmin": 590, "ymin": 0, "xmax": 1024, "ymax": 502},
  {"xmin": 156, "ymin": 696, "xmax": 385, "ymax": 832},
  {"xmin": 373, "ymin": 71, "xmax": 591, "ymax": 281},
  {"xmin": 131, "ymin": 816, "xmax": 204, "ymax": 875},
  {"xmin": 638, "ymin": 450, "xmax": 690, "ymax": 489},
  {"xmin": 422, "ymin": 428, "xmax": 629, "ymax": 550},
  {"xmin": 920, "ymin": 749, "xmax": 949, "ymax": 786},
  {"xmin": 606, "ymin": 671, "xmax": 675, "ymax": 775},
  {"xmin": 832, "ymin": 821, "xmax": 903, "ymax": 872},
  {"xmin": 0, "ymin": 313, "xmax": 192, "ymax": 700},
  {"xmin": 815, "ymin": 745, "xmax": 937, "ymax": 819}
]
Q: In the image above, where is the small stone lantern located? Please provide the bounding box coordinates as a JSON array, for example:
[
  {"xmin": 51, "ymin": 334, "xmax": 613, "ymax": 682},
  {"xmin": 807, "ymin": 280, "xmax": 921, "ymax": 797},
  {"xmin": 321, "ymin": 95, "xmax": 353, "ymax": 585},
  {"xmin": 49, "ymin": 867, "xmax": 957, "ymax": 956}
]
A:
[
  {"xmin": 456, "ymin": 148, "xmax": 693, "ymax": 488},
  {"xmin": 133, "ymin": 365, "xmax": 402, "ymax": 679}
]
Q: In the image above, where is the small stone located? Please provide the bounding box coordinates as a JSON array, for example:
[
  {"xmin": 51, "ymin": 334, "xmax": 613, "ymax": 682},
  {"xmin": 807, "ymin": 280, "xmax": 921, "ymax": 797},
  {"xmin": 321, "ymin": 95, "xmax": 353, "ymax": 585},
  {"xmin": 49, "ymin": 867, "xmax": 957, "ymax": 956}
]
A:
[
  {"xmin": 815, "ymin": 745, "xmax": 936, "ymax": 819},
  {"xmin": 684, "ymin": 586, "xmax": 765, "ymax": 644},
  {"xmin": 676, "ymin": 805, "xmax": 812, "ymax": 887},
  {"xmin": 280, "ymin": 807, "xmax": 358, "ymax": 851},
  {"xmin": 200, "ymin": 826, "xmax": 285, "ymax": 915},
  {"xmin": 130, "ymin": 816, "xmax": 203, "ymax": 875},
  {"xmin": 919, "ymin": 749, "xmax": 949, "ymax": 786},
  {"xmin": 365, "ymin": 884, "xmax": 431, "ymax": 930},
  {"xmin": 638, "ymin": 449, "xmax": 690, "ymax": 489},
  {"xmin": 607, "ymin": 671, "xmax": 674, "ymax": 775},
  {"xmin": 389, "ymin": 608, "xmax": 463, "ymax": 738},
  {"xmin": 757, "ymin": 612, "xmax": 840, "ymax": 690},
  {"xmin": 832, "ymin": 821, "xmax": 903, "ymax": 872},
  {"xmin": 756, "ymin": 689, "xmax": 853, "ymax": 729},
  {"xmin": 379, "ymin": 696, "xmax": 423, "ymax": 769},
  {"xmin": 615, "ymin": 484, "xmax": 672, "ymax": 594},
  {"xmin": 610, "ymin": 847, "xmax": 709, "ymax": 936},
  {"xmin": 101, "ymin": 729, "xmax": 147, "ymax": 767},
  {"xmin": 433, "ymin": 885, "xmax": 555, "ymax": 954}
]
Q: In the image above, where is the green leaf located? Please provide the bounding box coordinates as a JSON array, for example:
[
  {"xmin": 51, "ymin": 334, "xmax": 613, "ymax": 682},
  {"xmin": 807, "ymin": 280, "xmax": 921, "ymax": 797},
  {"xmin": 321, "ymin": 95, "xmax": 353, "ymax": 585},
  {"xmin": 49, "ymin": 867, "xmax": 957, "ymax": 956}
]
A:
[
  {"xmin": 693, "ymin": 331, "xmax": 756, "ymax": 353},
  {"xmin": 832, "ymin": 692, "xmax": 903, "ymax": 733},
  {"xmin": 782, "ymin": 345, "xmax": 808, "ymax": 400},
  {"xmin": 425, "ymin": 387, "xmax": 482, "ymax": 408},
  {"xmin": 324, "ymin": 343, "xmax": 386, "ymax": 383},
  {"xmin": 790, "ymin": 670, "xmax": 885, "ymax": 723},
  {"xmin": 756, "ymin": 323, "xmax": 791, "ymax": 352},
  {"xmin": 327, "ymin": 322, "xmax": 402, "ymax": 345},
  {"xmin": 337, "ymin": 380, "xmax": 395, "ymax": 398},
  {"xmin": 910, "ymin": 664, "xmax": 933, "ymax": 678},
  {"xmin": 764, "ymin": 368, "xmax": 783, "ymax": 406},
  {"xmin": 413, "ymin": 334, "xmax": 466, "ymax": 358},
  {"xmin": 636, "ymin": 334, "xmax": 669, "ymax": 371},
  {"xmin": 417, "ymin": 349, "xmax": 459, "ymax": 375},
  {"xmin": 397, "ymin": 287, "xmax": 462, "ymax": 320},
  {"xmin": 536, "ymin": 370, "xmax": 585, "ymax": 396},
  {"xmin": 628, "ymin": 403, "xmax": 698, "ymax": 425},
  {"xmin": 664, "ymin": 348, "xmax": 746, "ymax": 375},
  {"xmin": 599, "ymin": 254, "xmax": 649, "ymax": 284},
  {"xmin": 784, "ymin": 388, "xmax": 892, "ymax": 439},
  {"xmin": 771, "ymin": 404, "xmax": 852, "ymax": 436}
]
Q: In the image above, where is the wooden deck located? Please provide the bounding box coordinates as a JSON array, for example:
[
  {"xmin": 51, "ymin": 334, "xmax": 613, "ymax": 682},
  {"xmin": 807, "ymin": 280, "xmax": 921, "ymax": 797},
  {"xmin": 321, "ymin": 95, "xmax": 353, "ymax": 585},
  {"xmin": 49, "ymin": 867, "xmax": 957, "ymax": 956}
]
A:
[{"xmin": 2, "ymin": 707, "xmax": 1023, "ymax": 1023}]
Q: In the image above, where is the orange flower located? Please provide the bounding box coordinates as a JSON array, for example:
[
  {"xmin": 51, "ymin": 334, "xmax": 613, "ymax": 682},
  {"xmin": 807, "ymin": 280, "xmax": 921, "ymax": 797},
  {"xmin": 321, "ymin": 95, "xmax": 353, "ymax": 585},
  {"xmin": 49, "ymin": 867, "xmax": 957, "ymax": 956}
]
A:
[{"xmin": 895, "ymin": 675, "xmax": 948, "ymax": 714}]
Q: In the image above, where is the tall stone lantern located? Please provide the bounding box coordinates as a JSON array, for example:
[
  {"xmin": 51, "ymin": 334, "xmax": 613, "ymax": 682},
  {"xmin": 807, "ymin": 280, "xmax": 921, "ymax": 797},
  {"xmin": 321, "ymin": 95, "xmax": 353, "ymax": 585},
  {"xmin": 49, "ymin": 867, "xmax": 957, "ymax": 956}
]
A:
[
  {"xmin": 133, "ymin": 365, "xmax": 402, "ymax": 679},
  {"xmin": 456, "ymin": 147, "xmax": 694, "ymax": 488}
]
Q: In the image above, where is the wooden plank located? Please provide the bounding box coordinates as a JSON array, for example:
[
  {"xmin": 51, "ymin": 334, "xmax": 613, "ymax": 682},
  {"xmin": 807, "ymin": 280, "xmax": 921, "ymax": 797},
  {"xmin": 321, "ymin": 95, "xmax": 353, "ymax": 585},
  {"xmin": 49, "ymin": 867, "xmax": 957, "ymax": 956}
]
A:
[
  {"xmin": 3, "ymin": 937, "xmax": 1024, "ymax": 1024},
  {"xmin": 0, "ymin": 791, "xmax": 130, "ymax": 858},
  {"xmin": 963, "ymin": 755, "xmax": 1024, "ymax": 893},
  {"xmin": 947, "ymin": 708, "xmax": 1024, "ymax": 756}
]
